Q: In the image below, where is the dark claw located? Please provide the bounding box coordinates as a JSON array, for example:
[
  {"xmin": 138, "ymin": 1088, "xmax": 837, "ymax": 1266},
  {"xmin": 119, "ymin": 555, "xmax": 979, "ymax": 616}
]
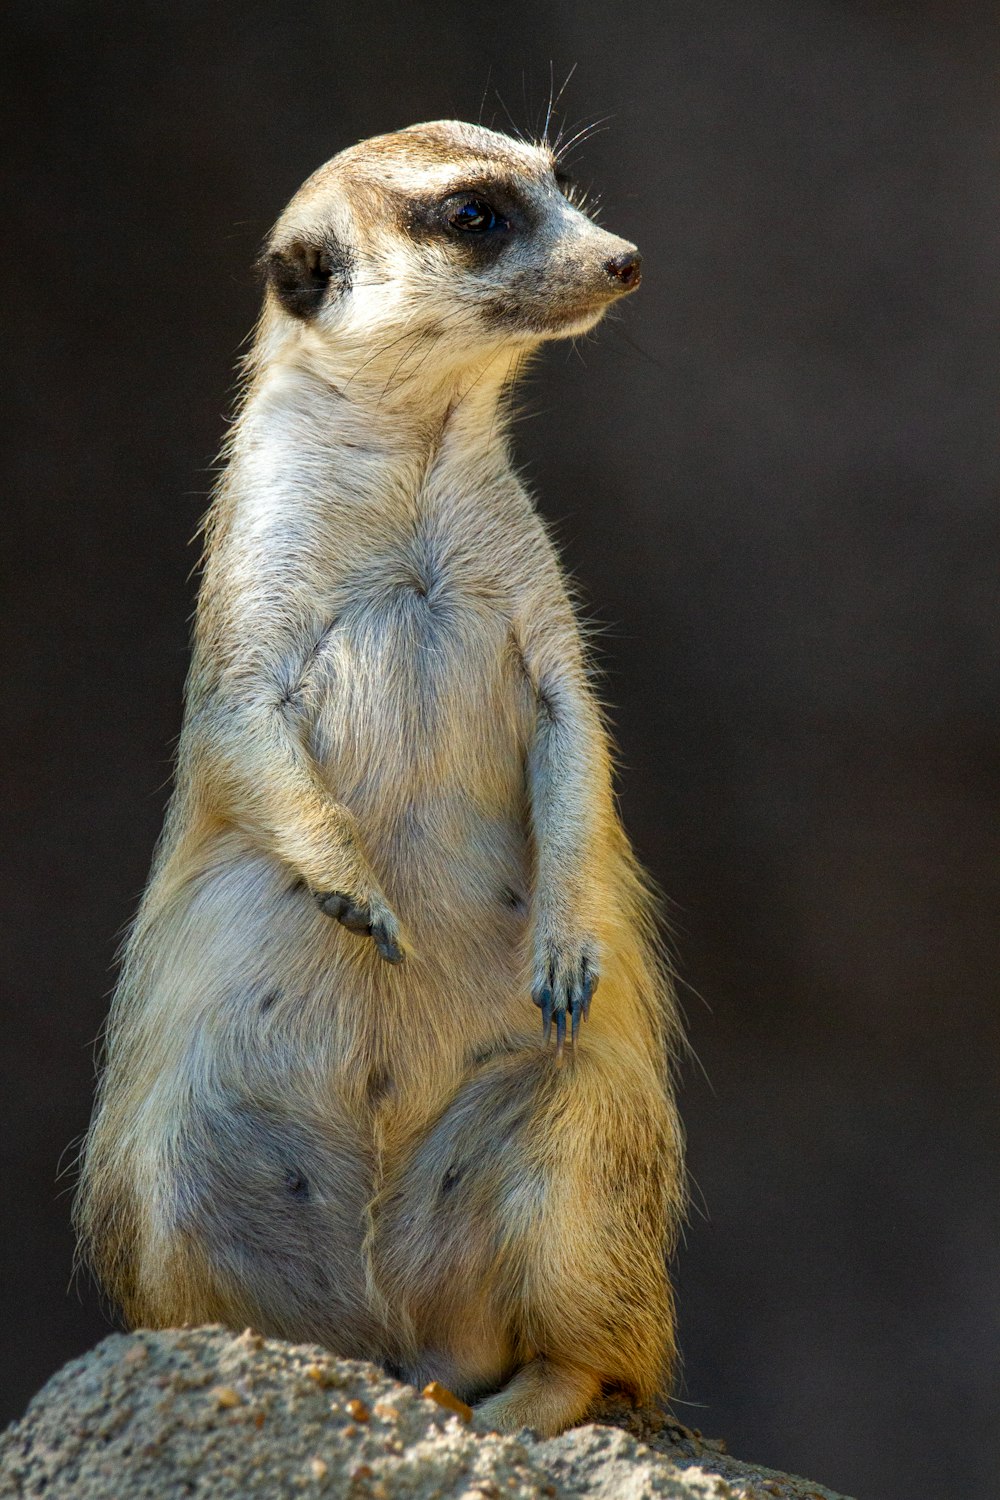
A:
[
  {"xmin": 554, "ymin": 1007, "xmax": 567, "ymax": 1064},
  {"xmin": 582, "ymin": 973, "xmax": 597, "ymax": 1021},
  {"xmin": 535, "ymin": 952, "xmax": 598, "ymax": 1059},
  {"xmin": 338, "ymin": 902, "xmax": 373, "ymax": 934},
  {"xmin": 372, "ymin": 922, "xmax": 404, "ymax": 964},
  {"xmin": 316, "ymin": 890, "xmax": 403, "ymax": 963},
  {"xmin": 533, "ymin": 985, "xmax": 554, "ymax": 1042},
  {"xmin": 317, "ymin": 890, "xmax": 369, "ymax": 932},
  {"xmin": 317, "ymin": 891, "xmax": 348, "ymax": 920},
  {"xmin": 580, "ymin": 955, "xmax": 598, "ymax": 1022}
]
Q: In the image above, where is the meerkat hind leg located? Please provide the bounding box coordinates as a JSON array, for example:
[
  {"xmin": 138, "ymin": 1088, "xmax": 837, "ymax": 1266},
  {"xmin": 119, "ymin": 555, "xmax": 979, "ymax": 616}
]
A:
[
  {"xmin": 144, "ymin": 1093, "xmax": 381, "ymax": 1354},
  {"xmin": 474, "ymin": 1355, "xmax": 602, "ymax": 1437},
  {"xmin": 378, "ymin": 1039, "xmax": 677, "ymax": 1434}
]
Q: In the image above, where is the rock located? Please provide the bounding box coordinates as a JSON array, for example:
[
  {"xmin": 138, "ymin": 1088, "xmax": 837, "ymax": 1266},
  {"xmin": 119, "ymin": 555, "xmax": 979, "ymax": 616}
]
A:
[{"xmin": 0, "ymin": 1327, "xmax": 853, "ymax": 1499}]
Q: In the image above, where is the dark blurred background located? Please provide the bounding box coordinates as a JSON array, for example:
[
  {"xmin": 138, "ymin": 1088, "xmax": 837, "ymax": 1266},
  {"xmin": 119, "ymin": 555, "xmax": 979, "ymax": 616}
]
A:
[{"xmin": 3, "ymin": 3, "xmax": 999, "ymax": 1496}]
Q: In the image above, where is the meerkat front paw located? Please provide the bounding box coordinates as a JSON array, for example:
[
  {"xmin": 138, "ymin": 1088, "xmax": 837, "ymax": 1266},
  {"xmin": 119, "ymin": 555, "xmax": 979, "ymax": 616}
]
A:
[
  {"xmin": 315, "ymin": 890, "xmax": 404, "ymax": 963},
  {"xmin": 531, "ymin": 936, "xmax": 599, "ymax": 1061}
]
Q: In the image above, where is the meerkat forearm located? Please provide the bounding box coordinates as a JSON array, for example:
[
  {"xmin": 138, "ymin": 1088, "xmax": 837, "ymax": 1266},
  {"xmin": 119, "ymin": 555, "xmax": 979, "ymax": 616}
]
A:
[
  {"xmin": 518, "ymin": 574, "xmax": 611, "ymax": 1052},
  {"xmin": 201, "ymin": 697, "xmax": 403, "ymax": 958},
  {"xmin": 525, "ymin": 675, "xmax": 608, "ymax": 1052},
  {"xmin": 528, "ymin": 673, "xmax": 609, "ymax": 891}
]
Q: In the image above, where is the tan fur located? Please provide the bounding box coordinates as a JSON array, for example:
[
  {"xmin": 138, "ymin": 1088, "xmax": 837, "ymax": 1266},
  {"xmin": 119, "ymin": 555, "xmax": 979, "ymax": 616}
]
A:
[{"xmin": 75, "ymin": 120, "xmax": 685, "ymax": 1437}]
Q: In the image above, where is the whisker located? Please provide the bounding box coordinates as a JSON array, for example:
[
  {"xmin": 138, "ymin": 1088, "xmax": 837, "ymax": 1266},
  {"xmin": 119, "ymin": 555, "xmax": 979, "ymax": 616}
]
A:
[
  {"xmin": 543, "ymin": 60, "xmax": 556, "ymax": 146},
  {"xmin": 542, "ymin": 61, "xmax": 578, "ymax": 148},
  {"xmin": 492, "ymin": 85, "xmax": 528, "ymax": 145},
  {"xmin": 554, "ymin": 113, "xmax": 615, "ymax": 161},
  {"xmin": 487, "ymin": 350, "xmax": 523, "ymax": 448},
  {"xmin": 378, "ymin": 339, "xmax": 424, "ymax": 407},
  {"xmin": 343, "ymin": 318, "xmax": 426, "ymax": 390},
  {"xmin": 477, "ymin": 64, "xmax": 493, "ymax": 128},
  {"xmin": 384, "ymin": 328, "xmax": 446, "ymax": 402},
  {"xmin": 612, "ymin": 323, "xmax": 669, "ymax": 373},
  {"xmin": 450, "ymin": 345, "xmax": 508, "ymax": 419}
]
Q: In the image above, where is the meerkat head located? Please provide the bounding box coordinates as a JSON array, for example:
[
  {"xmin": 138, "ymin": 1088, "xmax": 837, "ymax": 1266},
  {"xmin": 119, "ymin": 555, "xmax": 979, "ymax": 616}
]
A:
[{"xmin": 259, "ymin": 120, "xmax": 642, "ymax": 391}]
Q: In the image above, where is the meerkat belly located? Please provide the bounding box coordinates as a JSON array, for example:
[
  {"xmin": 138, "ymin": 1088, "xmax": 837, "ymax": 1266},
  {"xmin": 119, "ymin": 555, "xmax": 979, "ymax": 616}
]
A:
[
  {"xmin": 308, "ymin": 575, "xmax": 536, "ymax": 928},
  {"xmin": 137, "ymin": 574, "xmax": 535, "ymax": 1142}
]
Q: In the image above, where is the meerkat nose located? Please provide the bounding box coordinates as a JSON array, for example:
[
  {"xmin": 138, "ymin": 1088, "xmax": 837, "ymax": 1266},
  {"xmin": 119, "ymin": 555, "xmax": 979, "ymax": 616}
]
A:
[{"xmin": 604, "ymin": 250, "xmax": 643, "ymax": 289}]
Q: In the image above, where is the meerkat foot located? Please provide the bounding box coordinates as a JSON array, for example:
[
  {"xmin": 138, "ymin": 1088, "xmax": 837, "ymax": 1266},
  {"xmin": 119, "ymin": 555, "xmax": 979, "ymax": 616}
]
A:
[
  {"xmin": 315, "ymin": 890, "xmax": 403, "ymax": 963},
  {"xmin": 532, "ymin": 946, "xmax": 599, "ymax": 1061},
  {"xmin": 474, "ymin": 1356, "xmax": 601, "ymax": 1437}
]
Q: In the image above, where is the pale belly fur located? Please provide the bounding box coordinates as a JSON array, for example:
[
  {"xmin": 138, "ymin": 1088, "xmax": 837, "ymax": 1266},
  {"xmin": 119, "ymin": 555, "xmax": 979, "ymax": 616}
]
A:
[
  {"xmin": 146, "ymin": 575, "xmax": 542, "ymax": 1141},
  {"xmin": 307, "ymin": 576, "xmax": 538, "ymax": 947}
]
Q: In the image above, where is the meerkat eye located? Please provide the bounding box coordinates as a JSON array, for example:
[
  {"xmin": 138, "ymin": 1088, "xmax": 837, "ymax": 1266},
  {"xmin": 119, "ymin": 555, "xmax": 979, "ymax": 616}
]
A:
[{"xmin": 447, "ymin": 197, "xmax": 506, "ymax": 233}]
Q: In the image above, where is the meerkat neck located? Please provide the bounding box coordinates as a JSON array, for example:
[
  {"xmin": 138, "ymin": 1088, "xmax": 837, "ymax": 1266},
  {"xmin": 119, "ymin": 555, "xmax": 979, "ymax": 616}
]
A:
[
  {"xmin": 225, "ymin": 345, "xmax": 526, "ymax": 528},
  {"xmin": 248, "ymin": 306, "xmax": 530, "ymax": 452},
  {"xmin": 242, "ymin": 341, "xmax": 527, "ymax": 480}
]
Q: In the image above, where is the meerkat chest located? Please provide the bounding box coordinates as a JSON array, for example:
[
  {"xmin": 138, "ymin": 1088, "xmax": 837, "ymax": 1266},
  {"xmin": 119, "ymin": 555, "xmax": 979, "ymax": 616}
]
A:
[{"xmin": 307, "ymin": 503, "xmax": 534, "ymax": 793}]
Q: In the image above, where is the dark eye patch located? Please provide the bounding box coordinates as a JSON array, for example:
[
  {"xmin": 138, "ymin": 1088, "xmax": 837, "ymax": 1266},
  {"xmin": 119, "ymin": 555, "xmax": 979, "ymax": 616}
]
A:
[
  {"xmin": 396, "ymin": 175, "xmax": 535, "ymax": 250},
  {"xmin": 447, "ymin": 197, "xmax": 507, "ymax": 234}
]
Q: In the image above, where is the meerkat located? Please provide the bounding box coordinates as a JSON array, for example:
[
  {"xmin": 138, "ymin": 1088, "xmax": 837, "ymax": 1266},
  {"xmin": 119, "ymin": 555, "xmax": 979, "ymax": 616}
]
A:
[{"xmin": 74, "ymin": 119, "xmax": 685, "ymax": 1437}]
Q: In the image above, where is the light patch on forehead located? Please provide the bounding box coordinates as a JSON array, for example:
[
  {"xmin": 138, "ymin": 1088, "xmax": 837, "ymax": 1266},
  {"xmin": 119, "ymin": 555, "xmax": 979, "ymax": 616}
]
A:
[
  {"xmin": 398, "ymin": 119, "xmax": 553, "ymax": 164},
  {"xmin": 369, "ymin": 150, "xmax": 553, "ymax": 196},
  {"xmin": 350, "ymin": 120, "xmax": 554, "ymax": 191}
]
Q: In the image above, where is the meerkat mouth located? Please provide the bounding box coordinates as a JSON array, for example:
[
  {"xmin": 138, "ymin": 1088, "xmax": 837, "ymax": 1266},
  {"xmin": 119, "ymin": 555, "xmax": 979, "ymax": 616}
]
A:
[
  {"xmin": 547, "ymin": 304, "xmax": 610, "ymax": 336},
  {"xmin": 519, "ymin": 260, "xmax": 643, "ymax": 340},
  {"xmin": 531, "ymin": 287, "xmax": 636, "ymax": 339},
  {"xmin": 486, "ymin": 280, "xmax": 639, "ymax": 343}
]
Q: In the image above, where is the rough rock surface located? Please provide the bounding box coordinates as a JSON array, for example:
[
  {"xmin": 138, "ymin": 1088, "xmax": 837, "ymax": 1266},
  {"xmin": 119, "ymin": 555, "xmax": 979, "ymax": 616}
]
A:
[{"xmin": 0, "ymin": 1327, "xmax": 853, "ymax": 1499}]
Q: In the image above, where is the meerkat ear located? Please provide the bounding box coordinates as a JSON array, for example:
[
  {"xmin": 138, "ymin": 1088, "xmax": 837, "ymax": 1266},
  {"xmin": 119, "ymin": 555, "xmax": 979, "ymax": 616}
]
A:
[{"xmin": 263, "ymin": 235, "xmax": 352, "ymax": 320}]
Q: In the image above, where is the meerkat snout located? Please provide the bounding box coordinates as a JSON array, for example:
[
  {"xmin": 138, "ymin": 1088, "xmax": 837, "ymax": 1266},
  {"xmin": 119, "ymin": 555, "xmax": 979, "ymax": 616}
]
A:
[{"xmin": 605, "ymin": 248, "xmax": 643, "ymax": 289}]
